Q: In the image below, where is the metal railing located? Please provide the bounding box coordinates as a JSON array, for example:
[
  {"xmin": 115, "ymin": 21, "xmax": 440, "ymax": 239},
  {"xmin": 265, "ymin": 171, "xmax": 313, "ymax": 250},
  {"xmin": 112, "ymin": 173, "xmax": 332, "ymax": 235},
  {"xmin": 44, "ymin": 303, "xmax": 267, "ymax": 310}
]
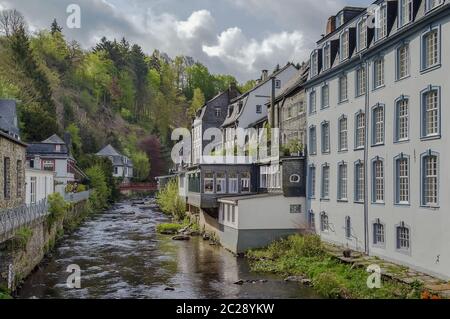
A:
[{"xmin": 0, "ymin": 200, "xmax": 49, "ymax": 243}]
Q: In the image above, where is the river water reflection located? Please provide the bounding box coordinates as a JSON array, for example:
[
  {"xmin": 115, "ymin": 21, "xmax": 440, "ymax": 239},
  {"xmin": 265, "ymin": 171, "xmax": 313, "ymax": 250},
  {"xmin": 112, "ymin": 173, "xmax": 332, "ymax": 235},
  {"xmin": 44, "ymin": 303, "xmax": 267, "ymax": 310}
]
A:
[{"xmin": 18, "ymin": 201, "xmax": 320, "ymax": 299}]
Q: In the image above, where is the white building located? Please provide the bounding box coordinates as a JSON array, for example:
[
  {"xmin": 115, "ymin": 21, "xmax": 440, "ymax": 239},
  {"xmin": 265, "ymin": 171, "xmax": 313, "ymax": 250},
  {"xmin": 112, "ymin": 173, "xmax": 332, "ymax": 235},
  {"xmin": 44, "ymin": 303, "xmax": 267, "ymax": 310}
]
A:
[
  {"xmin": 305, "ymin": 2, "xmax": 450, "ymax": 279},
  {"xmin": 25, "ymin": 168, "xmax": 55, "ymax": 205},
  {"xmin": 96, "ymin": 144, "xmax": 134, "ymax": 180}
]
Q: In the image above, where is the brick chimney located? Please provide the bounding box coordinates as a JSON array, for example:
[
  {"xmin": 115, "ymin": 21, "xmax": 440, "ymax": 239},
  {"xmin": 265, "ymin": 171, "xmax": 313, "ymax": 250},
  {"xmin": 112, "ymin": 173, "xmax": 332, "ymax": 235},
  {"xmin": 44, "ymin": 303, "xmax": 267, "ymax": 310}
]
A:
[{"xmin": 326, "ymin": 16, "xmax": 336, "ymax": 35}]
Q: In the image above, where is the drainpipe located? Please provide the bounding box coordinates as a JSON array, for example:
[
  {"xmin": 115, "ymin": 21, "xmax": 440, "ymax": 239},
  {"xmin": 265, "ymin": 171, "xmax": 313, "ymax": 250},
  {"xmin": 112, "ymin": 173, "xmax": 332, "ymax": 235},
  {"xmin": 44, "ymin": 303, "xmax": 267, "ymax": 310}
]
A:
[
  {"xmin": 270, "ymin": 76, "xmax": 276, "ymax": 128},
  {"xmin": 363, "ymin": 55, "xmax": 370, "ymax": 255}
]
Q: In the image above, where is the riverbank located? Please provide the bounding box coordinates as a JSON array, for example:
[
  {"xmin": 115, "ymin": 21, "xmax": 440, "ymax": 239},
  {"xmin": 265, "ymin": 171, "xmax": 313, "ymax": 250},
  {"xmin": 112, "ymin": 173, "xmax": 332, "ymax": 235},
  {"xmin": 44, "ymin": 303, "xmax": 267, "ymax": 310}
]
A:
[{"xmin": 246, "ymin": 234, "xmax": 423, "ymax": 299}]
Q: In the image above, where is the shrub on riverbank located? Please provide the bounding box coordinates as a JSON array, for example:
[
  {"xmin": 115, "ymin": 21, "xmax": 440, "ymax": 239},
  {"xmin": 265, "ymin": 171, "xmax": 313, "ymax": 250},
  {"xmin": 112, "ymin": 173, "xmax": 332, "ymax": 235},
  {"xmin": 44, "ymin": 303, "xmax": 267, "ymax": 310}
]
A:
[
  {"xmin": 156, "ymin": 223, "xmax": 185, "ymax": 234},
  {"xmin": 247, "ymin": 234, "xmax": 418, "ymax": 299},
  {"xmin": 0, "ymin": 286, "xmax": 11, "ymax": 299},
  {"xmin": 156, "ymin": 179, "xmax": 186, "ymax": 221},
  {"xmin": 47, "ymin": 193, "xmax": 70, "ymax": 230}
]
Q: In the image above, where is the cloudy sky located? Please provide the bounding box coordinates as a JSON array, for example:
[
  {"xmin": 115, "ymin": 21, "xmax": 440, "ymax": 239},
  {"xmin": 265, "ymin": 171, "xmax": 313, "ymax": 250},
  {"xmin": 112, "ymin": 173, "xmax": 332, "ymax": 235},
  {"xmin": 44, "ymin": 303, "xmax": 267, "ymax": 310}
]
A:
[{"xmin": 0, "ymin": 0, "xmax": 370, "ymax": 82}]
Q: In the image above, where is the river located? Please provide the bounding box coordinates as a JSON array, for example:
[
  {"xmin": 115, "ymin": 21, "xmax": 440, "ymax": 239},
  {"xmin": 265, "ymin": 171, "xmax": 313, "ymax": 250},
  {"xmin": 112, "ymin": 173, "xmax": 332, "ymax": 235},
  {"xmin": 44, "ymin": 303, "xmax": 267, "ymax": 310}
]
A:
[{"xmin": 17, "ymin": 201, "xmax": 320, "ymax": 299}]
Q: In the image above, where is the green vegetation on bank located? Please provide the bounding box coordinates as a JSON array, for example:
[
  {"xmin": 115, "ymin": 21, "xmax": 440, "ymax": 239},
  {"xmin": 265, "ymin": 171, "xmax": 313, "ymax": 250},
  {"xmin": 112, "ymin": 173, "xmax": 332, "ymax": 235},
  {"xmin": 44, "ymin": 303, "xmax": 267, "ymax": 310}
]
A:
[
  {"xmin": 156, "ymin": 223, "xmax": 186, "ymax": 234},
  {"xmin": 156, "ymin": 179, "xmax": 186, "ymax": 221},
  {"xmin": 0, "ymin": 285, "xmax": 11, "ymax": 299},
  {"xmin": 247, "ymin": 235, "xmax": 420, "ymax": 299}
]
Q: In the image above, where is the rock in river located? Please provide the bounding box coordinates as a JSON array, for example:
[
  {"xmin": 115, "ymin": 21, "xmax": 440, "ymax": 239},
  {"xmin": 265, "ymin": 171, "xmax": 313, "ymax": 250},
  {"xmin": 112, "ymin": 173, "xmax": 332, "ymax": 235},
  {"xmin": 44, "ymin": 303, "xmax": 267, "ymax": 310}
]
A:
[{"xmin": 172, "ymin": 235, "xmax": 190, "ymax": 241}]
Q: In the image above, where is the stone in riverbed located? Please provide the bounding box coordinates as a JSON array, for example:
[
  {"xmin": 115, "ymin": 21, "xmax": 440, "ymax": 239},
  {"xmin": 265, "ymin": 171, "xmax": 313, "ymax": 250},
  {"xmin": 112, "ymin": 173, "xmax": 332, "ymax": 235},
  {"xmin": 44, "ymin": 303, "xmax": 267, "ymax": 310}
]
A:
[
  {"xmin": 164, "ymin": 287, "xmax": 175, "ymax": 291},
  {"xmin": 234, "ymin": 280, "xmax": 244, "ymax": 285},
  {"xmin": 160, "ymin": 230, "xmax": 177, "ymax": 235},
  {"xmin": 301, "ymin": 279, "xmax": 312, "ymax": 286},
  {"xmin": 172, "ymin": 235, "xmax": 190, "ymax": 241}
]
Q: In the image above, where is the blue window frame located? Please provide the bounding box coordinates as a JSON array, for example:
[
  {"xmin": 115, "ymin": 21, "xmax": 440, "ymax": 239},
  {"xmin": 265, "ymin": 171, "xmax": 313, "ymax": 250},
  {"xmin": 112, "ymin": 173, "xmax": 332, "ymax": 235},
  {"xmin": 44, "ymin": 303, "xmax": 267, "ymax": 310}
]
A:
[
  {"xmin": 337, "ymin": 161, "xmax": 348, "ymax": 201},
  {"xmin": 309, "ymin": 90, "xmax": 317, "ymax": 114},
  {"xmin": 398, "ymin": 0, "xmax": 414, "ymax": 28},
  {"xmin": 394, "ymin": 95, "xmax": 410, "ymax": 143},
  {"xmin": 420, "ymin": 25, "xmax": 441, "ymax": 73},
  {"xmin": 309, "ymin": 125, "xmax": 317, "ymax": 155},
  {"xmin": 321, "ymin": 84, "xmax": 329, "ymax": 109},
  {"xmin": 372, "ymin": 57, "xmax": 385, "ymax": 90},
  {"xmin": 321, "ymin": 163, "xmax": 330, "ymax": 200},
  {"xmin": 354, "ymin": 160, "xmax": 365, "ymax": 203},
  {"xmin": 420, "ymin": 85, "xmax": 441, "ymax": 140},
  {"xmin": 338, "ymin": 115, "xmax": 348, "ymax": 152},
  {"xmin": 394, "ymin": 153, "xmax": 410, "ymax": 205},
  {"xmin": 340, "ymin": 29, "xmax": 350, "ymax": 61},
  {"xmin": 321, "ymin": 121, "xmax": 330, "ymax": 154},
  {"xmin": 396, "ymin": 221, "xmax": 411, "ymax": 253},
  {"xmin": 354, "ymin": 110, "xmax": 365, "ymax": 150},
  {"xmin": 322, "ymin": 42, "xmax": 331, "ymax": 71},
  {"xmin": 308, "ymin": 165, "xmax": 316, "ymax": 199},
  {"xmin": 420, "ymin": 150, "xmax": 439, "ymax": 208},
  {"xmin": 371, "ymin": 103, "xmax": 385, "ymax": 146},
  {"xmin": 372, "ymin": 219, "xmax": 385, "ymax": 247},
  {"xmin": 355, "ymin": 65, "xmax": 367, "ymax": 97},
  {"xmin": 395, "ymin": 42, "xmax": 410, "ymax": 80},
  {"xmin": 371, "ymin": 156, "xmax": 385, "ymax": 204},
  {"xmin": 425, "ymin": 0, "xmax": 444, "ymax": 13}
]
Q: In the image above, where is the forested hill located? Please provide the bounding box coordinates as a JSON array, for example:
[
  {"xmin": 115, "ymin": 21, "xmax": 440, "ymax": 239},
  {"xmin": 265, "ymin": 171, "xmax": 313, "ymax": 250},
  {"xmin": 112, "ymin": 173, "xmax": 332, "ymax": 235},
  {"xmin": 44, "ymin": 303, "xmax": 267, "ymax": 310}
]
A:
[{"xmin": 0, "ymin": 10, "xmax": 256, "ymax": 180}]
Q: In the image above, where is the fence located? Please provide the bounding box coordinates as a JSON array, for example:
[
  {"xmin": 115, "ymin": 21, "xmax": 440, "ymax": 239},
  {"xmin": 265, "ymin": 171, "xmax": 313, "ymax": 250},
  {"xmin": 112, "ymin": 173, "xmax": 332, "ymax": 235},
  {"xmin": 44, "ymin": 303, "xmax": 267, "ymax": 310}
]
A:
[{"xmin": 0, "ymin": 200, "xmax": 49, "ymax": 243}]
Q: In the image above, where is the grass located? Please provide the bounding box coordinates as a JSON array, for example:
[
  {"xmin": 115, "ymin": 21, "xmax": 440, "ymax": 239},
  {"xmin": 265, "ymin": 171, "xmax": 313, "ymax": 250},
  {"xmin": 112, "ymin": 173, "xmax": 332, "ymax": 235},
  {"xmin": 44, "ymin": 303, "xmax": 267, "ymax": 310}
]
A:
[
  {"xmin": 0, "ymin": 285, "xmax": 11, "ymax": 300},
  {"xmin": 246, "ymin": 234, "xmax": 420, "ymax": 299},
  {"xmin": 156, "ymin": 223, "xmax": 185, "ymax": 234}
]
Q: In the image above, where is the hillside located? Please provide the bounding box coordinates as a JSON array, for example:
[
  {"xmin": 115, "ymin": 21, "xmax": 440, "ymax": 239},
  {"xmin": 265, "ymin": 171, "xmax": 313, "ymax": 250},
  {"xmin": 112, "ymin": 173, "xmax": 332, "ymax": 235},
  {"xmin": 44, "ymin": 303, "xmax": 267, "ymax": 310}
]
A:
[{"xmin": 0, "ymin": 10, "xmax": 252, "ymax": 180}]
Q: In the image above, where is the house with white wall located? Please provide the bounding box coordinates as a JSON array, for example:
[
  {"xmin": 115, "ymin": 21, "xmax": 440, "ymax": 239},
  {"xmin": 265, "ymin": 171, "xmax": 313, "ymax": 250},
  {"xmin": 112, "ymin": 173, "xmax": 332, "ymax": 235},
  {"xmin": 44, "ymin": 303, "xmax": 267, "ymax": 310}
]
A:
[
  {"xmin": 96, "ymin": 144, "xmax": 133, "ymax": 181},
  {"xmin": 25, "ymin": 168, "xmax": 55, "ymax": 205},
  {"xmin": 305, "ymin": 1, "xmax": 450, "ymax": 279}
]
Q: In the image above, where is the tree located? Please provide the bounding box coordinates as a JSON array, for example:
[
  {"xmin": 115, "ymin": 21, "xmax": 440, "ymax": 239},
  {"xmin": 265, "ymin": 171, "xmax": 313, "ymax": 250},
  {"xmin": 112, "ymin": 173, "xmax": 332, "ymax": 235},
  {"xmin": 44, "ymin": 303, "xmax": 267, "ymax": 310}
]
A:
[
  {"xmin": 189, "ymin": 88, "xmax": 205, "ymax": 118},
  {"xmin": 50, "ymin": 18, "xmax": 62, "ymax": 34},
  {"xmin": 0, "ymin": 9, "xmax": 26, "ymax": 37},
  {"xmin": 139, "ymin": 136, "xmax": 166, "ymax": 179},
  {"xmin": 86, "ymin": 165, "xmax": 110, "ymax": 209},
  {"xmin": 131, "ymin": 151, "xmax": 151, "ymax": 181}
]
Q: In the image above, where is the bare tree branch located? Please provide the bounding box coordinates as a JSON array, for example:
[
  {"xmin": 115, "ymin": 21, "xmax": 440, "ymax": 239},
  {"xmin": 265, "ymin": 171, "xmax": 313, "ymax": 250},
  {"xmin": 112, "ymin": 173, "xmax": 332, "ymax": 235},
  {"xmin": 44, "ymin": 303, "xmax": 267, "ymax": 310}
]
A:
[{"xmin": 0, "ymin": 9, "xmax": 26, "ymax": 37}]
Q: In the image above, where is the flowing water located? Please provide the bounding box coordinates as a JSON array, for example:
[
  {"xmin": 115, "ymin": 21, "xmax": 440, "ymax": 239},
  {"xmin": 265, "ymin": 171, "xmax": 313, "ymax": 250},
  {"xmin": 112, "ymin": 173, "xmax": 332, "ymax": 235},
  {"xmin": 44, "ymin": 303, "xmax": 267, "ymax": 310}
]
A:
[{"xmin": 17, "ymin": 201, "xmax": 320, "ymax": 299}]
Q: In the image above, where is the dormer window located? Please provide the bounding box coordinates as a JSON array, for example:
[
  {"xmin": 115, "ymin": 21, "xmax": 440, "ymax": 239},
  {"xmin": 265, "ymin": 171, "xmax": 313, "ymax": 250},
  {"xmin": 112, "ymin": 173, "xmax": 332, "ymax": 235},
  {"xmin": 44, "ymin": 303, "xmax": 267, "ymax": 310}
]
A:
[
  {"xmin": 311, "ymin": 50, "xmax": 319, "ymax": 76},
  {"xmin": 336, "ymin": 12, "xmax": 344, "ymax": 29},
  {"xmin": 399, "ymin": 0, "xmax": 414, "ymax": 27},
  {"xmin": 55, "ymin": 145, "xmax": 61, "ymax": 152},
  {"xmin": 323, "ymin": 43, "xmax": 331, "ymax": 71},
  {"xmin": 340, "ymin": 30, "xmax": 350, "ymax": 61},
  {"xmin": 375, "ymin": 4, "xmax": 387, "ymax": 41},
  {"xmin": 228, "ymin": 106, "xmax": 233, "ymax": 117},
  {"xmin": 425, "ymin": 0, "xmax": 444, "ymax": 12},
  {"xmin": 215, "ymin": 108, "xmax": 221, "ymax": 117},
  {"xmin": 357, "ymin": 18, "xmax": 367, "ymax": 52}
]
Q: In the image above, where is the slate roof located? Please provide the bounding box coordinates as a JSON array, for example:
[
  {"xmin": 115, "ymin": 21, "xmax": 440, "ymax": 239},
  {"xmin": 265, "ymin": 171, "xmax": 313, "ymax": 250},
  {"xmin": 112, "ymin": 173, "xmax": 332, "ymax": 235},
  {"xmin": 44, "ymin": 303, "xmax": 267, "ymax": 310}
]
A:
[
  {"xmin": 96, "ymin": 144, "xmax": 133, "ymax": 168},
  {"xmin": 26, "ymin": 134, "xmax": 72, "ymax": 159},
  {"xmin": 0, "ymin": 99, "xmax": 20, "ymax": 137},
  {"xmin": 42, "ymin": 134, "xmax": 65, "ymax": 144}
]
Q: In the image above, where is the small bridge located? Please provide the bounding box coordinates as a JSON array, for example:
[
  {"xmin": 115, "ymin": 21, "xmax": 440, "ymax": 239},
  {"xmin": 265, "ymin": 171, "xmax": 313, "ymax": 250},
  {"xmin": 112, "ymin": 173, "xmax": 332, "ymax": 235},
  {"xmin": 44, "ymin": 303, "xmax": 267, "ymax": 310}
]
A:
[{"xmin": 119, "ymin": 183, "xmax": 158, "ymax": 193}]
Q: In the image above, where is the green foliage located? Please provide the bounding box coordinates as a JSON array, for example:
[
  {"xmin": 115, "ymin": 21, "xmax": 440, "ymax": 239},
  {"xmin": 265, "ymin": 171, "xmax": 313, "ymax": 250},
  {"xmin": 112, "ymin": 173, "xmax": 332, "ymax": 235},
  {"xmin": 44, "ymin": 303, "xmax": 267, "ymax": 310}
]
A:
[
  {"xmin": 66, "ymin": 123, "xmax": 82, "ymax": 158},
  {"xmin": 189, "ymin": 87, "xmax": 205, "ymax": 118},
  {"xmin": 0, "ymin": 285, "xmax": 12, "ymax": 300},
  {"xmin": 47, "ymin": 193, "xmax": 69, "ymax": 229},
  {"xmin": 156, "ymin": 223, "xmax": 184, "ymax": 234},
  {"xmin": 156, "ymin": 179, "xmax": 186, "ymax": 221},
  {"xmin": 131, "ymin": 151, "xmax": 150, "ymax": 181},
  {"xmin": 239, "ymin": 80, "xmax": 257, "ymax": 93},
  {"xmin": 9, "ymin": 227, "xmax": 33, "ymax": 251},
  {"xmin": 247, "ymin": 234, "xmax": 415, "ymax": 299},
  {"xmin": 86, "ymin": 165, "xmax": 110, "ymax": 210}
]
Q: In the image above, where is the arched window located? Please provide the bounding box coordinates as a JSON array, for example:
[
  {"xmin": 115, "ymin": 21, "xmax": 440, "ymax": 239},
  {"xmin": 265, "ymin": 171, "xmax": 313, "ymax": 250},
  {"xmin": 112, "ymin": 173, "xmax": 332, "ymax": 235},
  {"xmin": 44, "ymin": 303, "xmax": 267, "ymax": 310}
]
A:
[
  {"xmin": 394, "ymin": 153, "xmax": 410, "ymax": 205},
  {"xmin": 372, "ymin": 103, "xmax": 385, "ymax": 145},
  {"xmin": 355, "ymin": 111, "xmax": 365, "ymax": 149},
  {"xmin": 372, "ymin": 157, "xmax": 384, "ymax": 203},
  {"xmin": 421, "ymin": 150, "xmax": 439, "ymax": 207},
  {"xmin": 338, "ymin": 115, "xmax": 348, "ymax": 151},
  {"xmin": 395, "ymin": 96, "xmax": 409, "ymax": 142},
  {"xmin": 320, "ymin": 212, "xmax": 329, "ymax": 232},
  {"xmin": 396, "ymin": 222, "xmax": 410, "ymax": 251}
]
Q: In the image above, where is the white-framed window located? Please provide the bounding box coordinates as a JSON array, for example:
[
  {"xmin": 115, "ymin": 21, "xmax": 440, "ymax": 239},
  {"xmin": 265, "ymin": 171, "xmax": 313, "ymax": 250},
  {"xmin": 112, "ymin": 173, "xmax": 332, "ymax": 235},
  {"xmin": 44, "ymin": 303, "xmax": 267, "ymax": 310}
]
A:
[
  {"xmin": 345, "ymin": 216, "xmax": 352, "ymax": 239},
  {"xmin": 321, "ymin": 84, "xmax": 329, "ymax": 109},
  {"xmin": 336, "ymin": 12, "xmax": 344, "ymax": 28},
  {"xmin": 421, "ymin": 27, "xmax": 440, "ymax": 71},
  {"xmin": 421, "ymin": 151, "xmax": 439, "ymax": 207},
  {"xmin": 323, "ymin": 43, "xmax": 331, "ymax": 71},
  {"xmin": 399, "ymin": 0, "xmax": 414, "ymax": 27},
  {"xmin": 421, "ymin": 86, "xmax": 440, "ymax": 138},
  {"xmin": 309, "ymin": 165, "xmax": 316, "ymax": 198},
  {"xmin": 338, "ymin": 75, "xmax": 348, "ymax": 102},
  {"xmin": 309, "ymin": 126, "xmax": 317, "ymax": 155},
  {"xmin": 425, "ymin": 0, "xmax": 444, "ymax": 12},
  {"xmin": 340, "ymin": 29, "xmax": 350, "ymax": 61},
  {"xmin": 321, "ymin": 164, "xmax": 330, "ymax": 199},
  {"xmin": 43, "ymin": 160, "xmax": 55, "ymax": 171},
  {"xmin": 241, "ymin": 172, "xmax": 251, "ymax": 193},
  {"xmin": 355, "ymin": 111, "xmax": 365, "ymax": 149},
  {"xmin": 372, "ymin": 104, "xmax": 385, "ymax": 145},
  {"xmin": 309, "ymin": 90, "xmax": 317, "ymax": 114},
  {"xmin": 373, "ymin": 58, "xmax": 385, "ymax": 89},
  {"xmin": 396, "ymin": 44, "xmax": 410, "ymax": 80},
  {"xmin": 375, "ymin": 4, "xmax": 387, "ymax": 41},
  {"xmin": 215, "ymin": 108, "xmax": 222, "ymax": 117},
  {"xmin": 216, "ymin": 173, "xmax": 226, "ymax": 194},
  {"xmin": 373, "ymin": 222, "xmax": 385, "ymax": 245},
  {"xmin": 356, "ymin": 66, "xmax": 366, "ymax": 97},
  {"xmin": 30, "ymin": 176, "xmax": 36, "ymax": 204},
  {"xmin": 395, "ymin": 96, "xmax": 409, "ymax": 142},
  {"xmin": 321, "ymin": 121, "xmax": 330, "ymax": 154},
  {"xmin": 354, "ymin": 161, "xmax": 365, "ymax": 203},
  {"xmin": 395, "ymin": 155, "xmax": 410, "ymax": 204},
  {"xmin": 229, "ymin": 173, "xmax": 238, "ymax": 193},
  {"xmin": 396, "ymin": 224, "xmax": 410, "ymax": 251},
  {"xmin": 204, "ymin": 172, "xmax": 214, "ymax": 193},
  {"xmin": 338, "ymin": 162, "xmax": 348, "ymax": 201},
  {"xmin": 320, "ymin": 212, "xmax": 329, "ymax": 232},
  {"xmin": 357, "ymin": 18, "xmax": 367, "ymax": 52},
  {"xmin": 338, "ymin": 116, "xmax": 348, "ymax": 151},
  {"xmin": 372, "ymin": 158, "xmax": 384, "ymax": 203}
]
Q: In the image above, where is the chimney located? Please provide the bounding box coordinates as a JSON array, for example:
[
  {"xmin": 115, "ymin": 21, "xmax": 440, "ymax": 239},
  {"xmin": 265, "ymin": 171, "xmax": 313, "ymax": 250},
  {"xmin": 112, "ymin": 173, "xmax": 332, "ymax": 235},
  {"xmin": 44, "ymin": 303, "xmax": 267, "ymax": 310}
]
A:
[
  {"xmin": 326, "ymin": 16, "xmax": 336, "ymax": 35},
  {"xmin": 261, "ymin": 70, "xmax": 269, "ymax": 81}
]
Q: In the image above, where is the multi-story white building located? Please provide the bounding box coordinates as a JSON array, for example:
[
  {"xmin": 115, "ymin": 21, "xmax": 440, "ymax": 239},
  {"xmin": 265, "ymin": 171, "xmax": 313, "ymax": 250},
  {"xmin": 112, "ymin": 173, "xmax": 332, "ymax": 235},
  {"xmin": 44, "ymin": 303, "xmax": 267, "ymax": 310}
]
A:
[{"xmin": 305, "ymin": 1, "xmax": 450, "ymax": 279}]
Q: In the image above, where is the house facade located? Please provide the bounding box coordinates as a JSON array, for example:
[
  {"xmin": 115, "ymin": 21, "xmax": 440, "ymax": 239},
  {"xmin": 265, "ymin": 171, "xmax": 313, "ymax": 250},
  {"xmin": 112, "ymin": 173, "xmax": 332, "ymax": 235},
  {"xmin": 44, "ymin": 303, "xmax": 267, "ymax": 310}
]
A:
[
  {"xmin": 25, "ymin": 168, "xmax": 55, "ymax": 206},
  {"xmin": 96, "ymin": 144, "xmax": 134, "ymax": 180},
  {"xmin": 305, "ymin": 1, "xmax": 450, "ymax": 279},
  {"xmin": 0, "ymin": 100, "xmax": 27, "ymax": 210},
  {"xmin": 26, "ymin": 134, "xmax": 85, "ymax": 194}
]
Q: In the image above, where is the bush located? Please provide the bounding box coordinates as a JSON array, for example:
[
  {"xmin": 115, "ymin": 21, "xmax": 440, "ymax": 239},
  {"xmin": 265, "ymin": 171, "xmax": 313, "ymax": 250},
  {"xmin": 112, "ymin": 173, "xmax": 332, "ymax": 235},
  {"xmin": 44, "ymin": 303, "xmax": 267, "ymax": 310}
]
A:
[
  {"xmin": 313, "ymin": 272, "xmax": 344, "ymax": 299},
  {"xmin": 156, "ymin": 179, "xmax": 186, "ymax": 221},
  {"xmin": 11, "ymin": 227, "xmax": 33, "ymax": 250},
  {"xmin": 47, "ymin": 193, "xmax": 69, "ymax": 229},
  {"xmin": 86, "ymin": 165, "xmax": 110, "ymax": 210}
]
